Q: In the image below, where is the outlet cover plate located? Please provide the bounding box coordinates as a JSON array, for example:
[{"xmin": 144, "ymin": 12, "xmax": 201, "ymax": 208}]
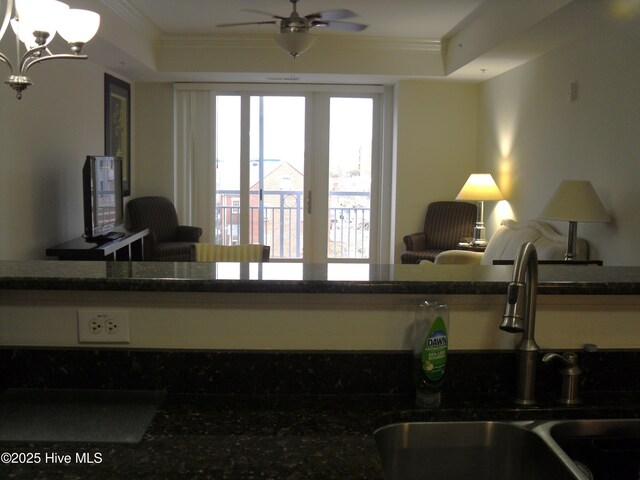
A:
[{"xmin": 78, "ymin": 310, "xmax": 130, "ymax": 344}]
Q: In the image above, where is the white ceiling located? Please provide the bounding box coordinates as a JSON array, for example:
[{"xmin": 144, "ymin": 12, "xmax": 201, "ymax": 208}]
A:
[
  {"xmin": 89, "ymin": 0, "xmax": 633, "ymax": 84},
  {"xmin": 125, "ymin": 0, "xmax": 486, "ymax": 38}
]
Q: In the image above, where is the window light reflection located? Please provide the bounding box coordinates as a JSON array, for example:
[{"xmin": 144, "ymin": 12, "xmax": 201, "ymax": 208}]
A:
[{"xmin": 327, "ymin": 263, "xmax": 370, "ymax": 281}]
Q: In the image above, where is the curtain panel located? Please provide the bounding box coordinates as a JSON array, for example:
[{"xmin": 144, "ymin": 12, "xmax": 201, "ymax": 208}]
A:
[{"xmin": 174, "ymin": 90, "xmax": 216, "ymax": 242}]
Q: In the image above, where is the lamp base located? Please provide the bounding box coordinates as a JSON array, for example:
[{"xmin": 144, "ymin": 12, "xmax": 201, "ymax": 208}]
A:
[
  {"xmin": 470, "ymin": 201, "xmax": 487, "ymax": 246},
  {"xmin": 470, "ymin": 237, "xmax": 487, "ymax": 247},
  {"xmin": 564, "ymin": 221, "xmax": 578, "ymax": 261}
]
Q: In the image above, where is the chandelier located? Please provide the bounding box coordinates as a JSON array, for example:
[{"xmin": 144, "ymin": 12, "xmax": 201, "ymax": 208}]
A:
[{"xmin": 0, "ymin": 0, "xmax": 100, "ymax": 99}]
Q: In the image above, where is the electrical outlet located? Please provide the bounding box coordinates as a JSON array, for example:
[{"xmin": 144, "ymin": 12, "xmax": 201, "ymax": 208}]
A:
[
  {"xmin": 105, "ymin": 319, "xmax": 119, "ymax": 334},
  {"xmin": 78, "ymin": 310, "xmax": 130, "ymax": 343},
  {"xmin": 89, "ymin": 319, "xmax": 103, "ymax": 334}
]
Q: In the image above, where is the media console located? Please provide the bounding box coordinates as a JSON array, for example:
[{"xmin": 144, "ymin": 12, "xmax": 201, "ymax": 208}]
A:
[{"xmin": 46, "ymin": 229, "xmax": 149, "ymax": 261}]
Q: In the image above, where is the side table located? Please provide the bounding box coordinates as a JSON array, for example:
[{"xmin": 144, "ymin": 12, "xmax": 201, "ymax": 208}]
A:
[{"xmin": 456, "ymin": 242, "xmax": 487, "ymax": 253}]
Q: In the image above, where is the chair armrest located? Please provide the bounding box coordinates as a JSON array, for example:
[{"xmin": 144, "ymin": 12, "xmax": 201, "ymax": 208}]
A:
[
  {"xmin": 145, "ymin": 230, "xmax": 158, "ymax": 247},
  {"xmin": 434, "ymin": 250, "xmax": 483, "ymax": 265},
  {"xmin": 403, "ymin": 232, "xmax": 426, "ymax": 251},
  {"xmin": 176, "ymin": 225, "xmax": 203, "ymax": 242}
]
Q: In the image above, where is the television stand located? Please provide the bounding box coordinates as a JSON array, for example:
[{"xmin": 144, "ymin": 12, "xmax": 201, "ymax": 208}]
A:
[
  {"xmin": 89, "ymin": 231, "xmax": 127, "ymax": 244},
  {"xmin": 46, "ymin": 229, "xmax": 149, "ymax": 261}
]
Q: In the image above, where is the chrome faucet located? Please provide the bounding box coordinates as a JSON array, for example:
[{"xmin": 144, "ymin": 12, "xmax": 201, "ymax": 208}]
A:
[{"xmin": 500, "ymin": 242, "xmax": 539, "ymax": 405}]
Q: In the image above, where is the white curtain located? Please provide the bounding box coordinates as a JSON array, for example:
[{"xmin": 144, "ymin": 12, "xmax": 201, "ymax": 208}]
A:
[{"xmin": 174, "ymin": 90, "xmax": 216, "ymax": 242}]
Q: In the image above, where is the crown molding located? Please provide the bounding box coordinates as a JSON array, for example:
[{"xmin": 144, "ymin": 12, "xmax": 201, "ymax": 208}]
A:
[
  {"xmin": 159, "ymin": 33, "xmax": 442, "ymax": 53},
  {"xmin": 99, "ymin": 0, "xmax": 162, "ymax": 42}
]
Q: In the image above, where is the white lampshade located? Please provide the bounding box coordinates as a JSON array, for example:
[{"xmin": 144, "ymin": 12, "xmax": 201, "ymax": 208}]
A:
[
  {"xmin": 540, "ymin": 180, "xmax": 611, "ymax": 223},
  {"xmin": 274, "ymin": 32, "xmax": 316, "ymax": 58},
  {"xmin": 15, "ymin": 0, "xmax": 69, "ymax": 39},
  {"xmin": 58, "ymin": 9, "xmax": 101, "ymax": 44},
  {"xmin": 456, "ymin": 174, "xmax": 504, "ymax": 201}
]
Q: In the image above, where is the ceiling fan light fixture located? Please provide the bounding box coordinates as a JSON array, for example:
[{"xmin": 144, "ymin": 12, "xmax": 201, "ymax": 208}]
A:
[{"xmin": 274, "ymin": 31, "xmax": 315, "ymax": 58}]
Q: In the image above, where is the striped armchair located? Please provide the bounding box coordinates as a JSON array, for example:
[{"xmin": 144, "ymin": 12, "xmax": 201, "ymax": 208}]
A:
[
  {"xmin": 401, "ymin": 201, "xmax": 477, "ymax": 264},
  {"xmin": 125, "ymin": 196, "xmax": 202, "ymax": 261}
]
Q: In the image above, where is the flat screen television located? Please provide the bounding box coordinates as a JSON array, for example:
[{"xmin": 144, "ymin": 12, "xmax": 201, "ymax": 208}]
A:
[{"xmin": 82, "ymin": 155, "xmax": 124, "ymax": 242}]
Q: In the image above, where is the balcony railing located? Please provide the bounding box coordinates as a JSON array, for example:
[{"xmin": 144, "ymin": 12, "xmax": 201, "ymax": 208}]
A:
[{"xmin": 215, "ymin": 190, "xmax": 370, "ymax": 259}]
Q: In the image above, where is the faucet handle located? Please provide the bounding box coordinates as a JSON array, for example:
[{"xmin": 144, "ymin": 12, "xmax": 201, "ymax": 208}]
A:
[
  {"xmin": 542, "ymin": 352, "xmax": 582, "ymax": 404},
  {"xmin": 542, "ymin": 351, "xmax": 579, "ymax": 369}
]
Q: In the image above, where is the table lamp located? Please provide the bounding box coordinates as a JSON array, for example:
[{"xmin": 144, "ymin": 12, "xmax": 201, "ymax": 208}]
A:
[
  {"xmin": 540, "ymin": 180, "xmax": 611, "ymax": 261},
  {"xmin": 456, "ymin": 174, "xmax": 504, "ymax": 246}
]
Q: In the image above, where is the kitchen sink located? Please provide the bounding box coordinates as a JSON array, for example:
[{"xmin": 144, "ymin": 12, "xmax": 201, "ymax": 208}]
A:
[
  {"xmin": 536, "ymin": 419, "xmax": 640, "ymax": 480},
  {"xmin": 374, "ymin": 421, "xmax": 583, "ymax": 480}
]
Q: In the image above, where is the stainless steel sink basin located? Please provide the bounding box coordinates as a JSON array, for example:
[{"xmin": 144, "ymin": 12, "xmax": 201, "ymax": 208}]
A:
[
  {"xmin": 537, "ymin": 419, "xmax": 640, "ymax": 480},
  {"xmin": 374, "ymin": 421, "xmax": 582, "ymax": 480}
]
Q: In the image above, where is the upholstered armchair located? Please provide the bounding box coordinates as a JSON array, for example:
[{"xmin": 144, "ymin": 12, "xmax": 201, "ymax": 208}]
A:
[
  {"xmin": 401, "ymin": 201, "xmax": 477, "ymax": 264},
  {"xmin": 125, "ymin": 196, "xmax": 202, "ymax": 261}
]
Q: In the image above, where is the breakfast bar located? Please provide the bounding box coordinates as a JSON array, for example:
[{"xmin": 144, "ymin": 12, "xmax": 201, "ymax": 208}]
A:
[
  {"xmin": 1, "ymin": 261, "xmax": 640, "ymax": 351},
  {"xmin": 1, "ymin": 261, "xmax": 640, "ymax": 478}
]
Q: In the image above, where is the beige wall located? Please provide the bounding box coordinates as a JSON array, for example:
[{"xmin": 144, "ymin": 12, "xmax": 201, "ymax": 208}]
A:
[
  {"xmin": 132, "ymin": 83, "xmax": 174, "ymax": 198},
  {"xmin": 0, "ymin": 46, "xmax": 107, "ymax": 260},
  {"xmin": 2, "ymin": 290, "xmax": 639, "ymax": 351},
  {"xmin": 393, "ymin": 80, "xmax": 479, "ymax": 263},
  {"xmin": 477, "ymin": 15, "xmax": 640, "ymax": 266}
]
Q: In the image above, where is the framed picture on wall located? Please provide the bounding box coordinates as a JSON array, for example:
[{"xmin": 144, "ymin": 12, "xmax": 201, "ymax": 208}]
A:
[{"xmin": 104, "ymin": 73, "xmax": 131, "ymax": 196}]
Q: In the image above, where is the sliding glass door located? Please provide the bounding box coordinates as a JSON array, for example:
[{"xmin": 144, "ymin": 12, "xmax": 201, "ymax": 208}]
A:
[{"xmin": 214, "ymin": 88, "xmax": 381, "ymax": 263}]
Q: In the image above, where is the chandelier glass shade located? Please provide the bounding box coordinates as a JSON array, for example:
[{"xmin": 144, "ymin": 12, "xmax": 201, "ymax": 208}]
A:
[
  {"xmin": 57, "ymin": 8, "xmax": 100, "ymax": 46},
  {"xmin": 0, "ymin": 0, "xmax": 100, "ymax": 99},
  {"xmin": 274, "ymin": 31, "xmax": 316, "ymax": 58}
]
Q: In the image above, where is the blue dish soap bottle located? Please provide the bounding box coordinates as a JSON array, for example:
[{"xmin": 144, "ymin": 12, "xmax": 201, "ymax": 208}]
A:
[{"xmin": 413, "ymin": 300, "xmax": 449, "ymax": 407}]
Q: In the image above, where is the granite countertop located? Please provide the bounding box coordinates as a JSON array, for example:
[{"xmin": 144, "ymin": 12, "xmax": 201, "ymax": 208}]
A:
[
  {"xmin": 2, "ymin": 260, "xmax": 640, "ymax": 295},
  {"xmin": 2, "ymin": 350, "xmax": 640, "ymax": 479},
  {"xmin": 2, "ymin": 392, "xmax": 640, "ymax": 480},
  {"xmin": 0, "ymin": 394, "xmax": 398, "ymax": 480}
]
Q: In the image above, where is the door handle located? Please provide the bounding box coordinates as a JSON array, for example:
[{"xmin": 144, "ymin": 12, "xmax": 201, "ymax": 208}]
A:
[{"xmin": 306, "ymin": 190, "xmax": 312, "ymax": 214}]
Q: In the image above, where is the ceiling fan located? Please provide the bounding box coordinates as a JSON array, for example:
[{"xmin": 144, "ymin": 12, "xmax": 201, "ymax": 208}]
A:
[{"xmin": 217, "ymin": 0, "xmax": 368, "ymax": 57}]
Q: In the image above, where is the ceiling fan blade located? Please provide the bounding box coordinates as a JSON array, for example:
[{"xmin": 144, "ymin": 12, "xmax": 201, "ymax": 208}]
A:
[
  {"xmin": 305, "ymin": 9, "xmax": 357, "ymax": 21},
  {"xmin": 217, "ymin": 20, "xmax": 278, "ymax": 28},
  {"xmin": 312, "ymin": 20, "xmax": 368, "ymax": 32},
  {"xmin": 241, "ymin": 8, "xmax": 286, "ymax": 20}
]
